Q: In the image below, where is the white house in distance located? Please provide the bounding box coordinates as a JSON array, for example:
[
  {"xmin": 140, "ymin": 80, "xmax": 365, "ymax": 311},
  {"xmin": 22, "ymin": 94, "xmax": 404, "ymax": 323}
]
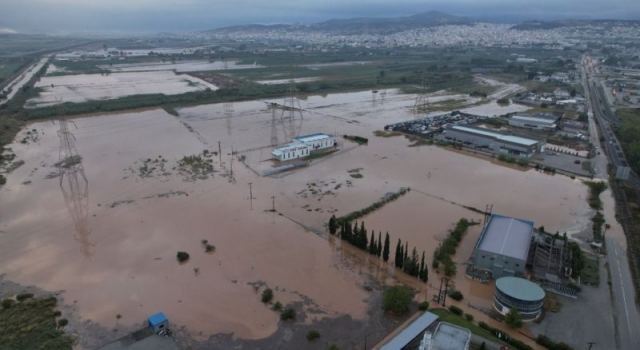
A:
[{"xmin": 272, "ymin": 133, "xmax": 336, "ymax": 161}]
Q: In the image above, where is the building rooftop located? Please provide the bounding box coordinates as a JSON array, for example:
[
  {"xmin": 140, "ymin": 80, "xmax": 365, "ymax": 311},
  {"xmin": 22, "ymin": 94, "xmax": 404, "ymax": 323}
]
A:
[
  {"xmin": 511, "ymin": 115, "xmax": 557, "ymax": 126},
  {"xmin": 449, "ymin": 125, "xmax": 539, "ymax": 147},
  {"xmin": 294, "ymin": 133, "xmax": 332, "ymax": 143},
  {"xmin": 380, "ymin": 312, "xmax": 439, "ymax": 350},
  {"xmin": 430, "ymin": 322, "xmax": 472, "ymax": 350},
  {"xmin": 476, "ymin": 214, "xmax": 534, "ymax": 261},
  {"xmin": 272, "ymin": 141, "xmax": 308, "ymax": 155},
  {"xmin": 496, "ymin": 276, "xmax": 546, "ymax": 302}
]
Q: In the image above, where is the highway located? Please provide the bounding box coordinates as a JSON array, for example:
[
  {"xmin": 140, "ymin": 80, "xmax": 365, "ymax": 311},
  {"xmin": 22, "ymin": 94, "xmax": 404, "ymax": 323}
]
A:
[{"xmin": 582, "ymin": 56, "xmax": 640, "ymax": 350}]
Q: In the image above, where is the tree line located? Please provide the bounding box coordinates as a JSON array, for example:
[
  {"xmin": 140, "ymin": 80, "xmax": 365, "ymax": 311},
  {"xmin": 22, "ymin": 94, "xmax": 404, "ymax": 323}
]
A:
[{"xmin": 329, "ymin": 215, "xmax": 427, "ymax": 283}]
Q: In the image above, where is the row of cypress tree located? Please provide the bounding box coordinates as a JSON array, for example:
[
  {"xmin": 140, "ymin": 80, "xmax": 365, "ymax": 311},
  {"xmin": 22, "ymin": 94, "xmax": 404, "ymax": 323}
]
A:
[{"xmin": 328, "ymin": 215, "xmax": 427, "ymax": 283}]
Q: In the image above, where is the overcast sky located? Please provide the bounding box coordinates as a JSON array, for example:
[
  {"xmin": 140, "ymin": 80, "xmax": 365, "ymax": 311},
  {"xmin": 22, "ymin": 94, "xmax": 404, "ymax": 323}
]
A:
[{"xmin": 1, "ymin": 0, "xmax": 639, "ymax": 34}]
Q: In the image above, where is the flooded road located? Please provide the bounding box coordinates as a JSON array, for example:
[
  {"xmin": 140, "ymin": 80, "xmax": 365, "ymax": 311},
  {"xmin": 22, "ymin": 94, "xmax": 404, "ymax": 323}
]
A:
[{"xmin": 0, "ymin": 89, "xmax": 592, "ymax": 346}]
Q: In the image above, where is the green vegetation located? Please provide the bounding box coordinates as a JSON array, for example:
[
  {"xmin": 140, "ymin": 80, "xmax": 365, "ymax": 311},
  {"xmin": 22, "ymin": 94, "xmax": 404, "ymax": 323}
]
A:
[
  {"xmin": 418, "ymin": 301, "xmax": 429, "ymax": 311},
  {"xmin": 580, "ymin": 252, "xmax": 600, "ymax": 286},
  {"xmin": 568, "ymin": 241, "xmax": 586, "ymax": 280},
  {"xmin": 280, "ymin": 307, "xmax": 296, "ymax": 321},
  {"xmin": 334, "ymin": 187, "xmax": 409, "ymax": 225},
  {"xmin": 0, "ymin": 294, "xmax": 73, "ymax": 350},
  {"xmin": 394, "ymin": 239, "xmax": 428, "ymax": 281},
  {"xmin": 176, "ymin": 251, "xmax": 190, "ymax": 263},
  {"xmin": 497, "ymin": 154, "xmax": 529, "ymax": 167},
  {"xmin": 306, "ymin": 330, "xmax": 320, "ymax": 342},
  {"xmin": 382, "ymin": 285, "xmax": 414, "ymax": 316},
  {"xmin": 373, "ymin": 130, "xmax": 402, "ymax": 138},
  {"xmin": 505, "ymin": 308, "xmax": 523, "ymax": 328},
  {"xmin": 432, "ymin": 218, "xmax": 474, "ymax": 276},
  {"xmin": 447, "ymin": 290, "xmax": 464, "ymax": 301},
  {"xmin": 478, "ymin": 321, "xmax": 531, "ymax": 350},
  {"xmin": 448, "ymin": 305, "xmax": 463, "ymax": 316},
  {"xmin": 615, "ymin": 108, "xmax": 640, "ymax": 174},
  {"xmin": 261, "ymin": 288, "xmax": 274, "ymax": 304},
  {"xmin": 177, "ymin": 151, "xmax": 215, "ymax": 179},
  {"xmin": 592, "ymin": 211, "xmax": 605, "ymax": 242},
  {"xmin": 497, "ymin": 97, "xmax": 510, "ymax": 106},
  {"xmin": 272, "ymin": 301, "xmax": 283, "ymax": 311},
  {"xmin": 343, "ymin": 135, "xmax": 368, "ymax": 145},
  {"xmin": 584, "ymin": 181, "xmax": 607, "ymax": 210},
  {"xmin": 536, "ymin": 335, "xmax": 574, "ymax": 350}
]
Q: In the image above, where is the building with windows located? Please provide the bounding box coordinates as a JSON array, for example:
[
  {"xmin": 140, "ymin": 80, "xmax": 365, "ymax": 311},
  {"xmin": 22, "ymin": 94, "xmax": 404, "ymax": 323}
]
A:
[
  {"xmin": 469, "ymin": 214, "xmax": 534, "ymax": 279},
  {"xmin": 438, "ymin": 125, "xmax": 542, "ymax": 158},
  {"xmin": 271, "ymin": 133, "xmax": 335, "ymax": 161},
  {"xmin": 494, "ymin": 277, "xmax": 545, "ymax": 321}
]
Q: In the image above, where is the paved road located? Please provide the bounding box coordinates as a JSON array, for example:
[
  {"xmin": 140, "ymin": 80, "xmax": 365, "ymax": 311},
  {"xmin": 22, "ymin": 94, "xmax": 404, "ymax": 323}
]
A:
[
  {"xmin": 0, "ymin": 55, "xmax": 49, "ymax": 106},
  {"xmin": 583, "ymin": 56, "xmax": 640, "ymax": 350}
]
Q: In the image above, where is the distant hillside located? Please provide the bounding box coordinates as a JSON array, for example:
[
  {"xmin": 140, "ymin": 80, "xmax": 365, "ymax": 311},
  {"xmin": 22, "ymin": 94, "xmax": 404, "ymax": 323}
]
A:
[
  {"xmin": 512, "ymin": 19, "xmax": 640, "ymax": 30},
  {"xmin": 208, "ymin": 11, "xmax": 473, "ymax": 34}
]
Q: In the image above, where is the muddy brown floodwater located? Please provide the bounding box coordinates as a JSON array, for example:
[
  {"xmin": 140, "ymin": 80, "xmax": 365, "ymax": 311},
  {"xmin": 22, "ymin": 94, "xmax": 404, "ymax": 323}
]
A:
[{"xmin": 0, "ymin": 89, "xmax": 592, "ymax": 348}]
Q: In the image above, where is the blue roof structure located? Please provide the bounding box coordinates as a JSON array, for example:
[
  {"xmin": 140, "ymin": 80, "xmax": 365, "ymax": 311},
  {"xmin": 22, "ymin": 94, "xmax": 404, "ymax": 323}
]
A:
[
  {"xmin": 148, "ymin": 312, "xmax": 168, "ymax": 327},
  {"xmin": 380, "ymin": 312, "xmax": 439, "ymax": 350}
]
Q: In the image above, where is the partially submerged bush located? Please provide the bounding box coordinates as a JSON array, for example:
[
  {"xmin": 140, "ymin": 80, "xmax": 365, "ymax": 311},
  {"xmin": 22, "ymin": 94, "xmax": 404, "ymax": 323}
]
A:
[
  {"xmin": 448, "ymin": 305, "xmax": 463, "ymax": 316},
  {"xmin": 418, "ymin": 301, "xmax": 430, "ymax": 311},
  {"xmin": 261, "ymin": 288, "xmax": 274, "ymax": 303},
  {"xmin": 448, "ymin": 290, "xmax": 463, "ymax": 301},
  {"xmin": 16, "ymin": 293, "xmax": 34, "ymax": 302},
  {"xmin": 382, "ymin": 285, "xmax": 414, "ymax": 316},
  {"xmin": 280, "ymin": 307, "xmax": 296, "ymax": 321},
  {"xmin": 306, "ymin": 330, "xmax": 320, "ymax": 341},
  {"xmin": 176, "ymin": 251, "xmax": 190, "ymax": 263}
]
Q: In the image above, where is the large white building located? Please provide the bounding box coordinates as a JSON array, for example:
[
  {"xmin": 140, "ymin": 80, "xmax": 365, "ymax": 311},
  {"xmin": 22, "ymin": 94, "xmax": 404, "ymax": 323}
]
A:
[{"xmin": 272, "ymin": 133, "xmax": 336, "ymax": 161}]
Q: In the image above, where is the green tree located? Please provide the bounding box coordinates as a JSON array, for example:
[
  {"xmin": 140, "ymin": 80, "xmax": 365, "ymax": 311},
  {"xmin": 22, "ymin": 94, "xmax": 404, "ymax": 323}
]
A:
[
  {"xmin": 395, "ymin": 239, "xmax": 402, "ymax": 268},
  {"xmin": 377, "ymin": 232, "xmax": 383, "ymax": 257},
  {"xmin": 383, "ymin": 233, "xmax": 390, "ymax": 262},
  {"xmin": 369, "ymin": 231, "xmax": 376, "ymax": 255},
  {"xmin": 505, "ymin": 308, "xmax": 523, "ymax": 328},
  {"xmin": 382, "ymin": 286, "xmax": 414, "ymax": 315},
  {"xmin": 328, "ymin": 215, "xmax": 337, "ymax": 234}
]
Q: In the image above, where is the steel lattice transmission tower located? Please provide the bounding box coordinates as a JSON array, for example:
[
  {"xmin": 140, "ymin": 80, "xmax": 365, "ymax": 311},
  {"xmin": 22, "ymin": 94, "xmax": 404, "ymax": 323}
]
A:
[{"xmin": 413, "ymin": 76, "xmax": 429, "ymax": 113}]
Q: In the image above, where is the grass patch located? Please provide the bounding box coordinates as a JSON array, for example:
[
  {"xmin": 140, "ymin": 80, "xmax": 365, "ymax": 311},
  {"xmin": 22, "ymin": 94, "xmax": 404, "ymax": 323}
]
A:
[
  {"xmin": 581, "ymin": 253, "xmax": 600, "ymax": 286},
  {"xmin": 0, "ymin": 295, "xmax": 73, "ymax": 350},
  {"xmin": 374, "ymin": 130, "xmax": 402, "ymax": 138}
]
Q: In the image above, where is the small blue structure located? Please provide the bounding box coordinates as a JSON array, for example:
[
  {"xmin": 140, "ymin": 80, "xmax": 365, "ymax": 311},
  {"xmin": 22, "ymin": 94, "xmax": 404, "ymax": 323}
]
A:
[{"xmin": 148, "ymin": 312, "xmax": 169, "ymax": 332}]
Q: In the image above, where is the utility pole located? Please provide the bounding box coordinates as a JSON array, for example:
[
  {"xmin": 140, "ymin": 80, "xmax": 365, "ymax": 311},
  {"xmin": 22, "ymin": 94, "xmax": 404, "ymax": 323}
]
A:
[
  {"xmin": 248, "ymin": 182, "xmax": 254, "ymax": 210},
  {"xmin": 271, "ymin": 194, "xmax": 275, "ymax": 212},
  {"xmin": 218, "ymin": 141, "xmax": 222, "ymax": 164},
  {"xmin": 586, "ymin": 342, "xmax": 596, "ymax": 350}
]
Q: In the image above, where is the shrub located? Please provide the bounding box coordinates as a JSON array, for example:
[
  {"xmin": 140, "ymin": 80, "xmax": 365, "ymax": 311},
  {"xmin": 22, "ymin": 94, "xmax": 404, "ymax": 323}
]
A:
[
  {"xmin": 16, "ymin": 293, "xmax": 34, "ymax": 302},
  {"xmin": 280, "ymin": 307, "xmax": 295, "ymax": 321},
  {"xmin": 382, "ymin": 286, "xmax": 414, "ymax": 315},
  {"xmin": 57, "ymin": 319, "xmax": 68, "ymax": 327},
  {"xmin": 448, "ymin": 305, "xmax": 463, "ymax": 316},
  {"xmin": 272, "ymin": 301, "xmax": 283, "ymax": 311},
  {"xmin": 306, "ymin": 330, "xmax": 320, "ymax": 341},
  {"xmin": 448, "ymin": 290, "xmax": 463, "ymax": 301},
  {"xmin": 261, "ymin": 288, "xmax": 274, "ymax": 303},
  {"xmin": 464, "ymin": 313, "xmax": 474, "ymax": 321},
  {"xmin": 205, "ymin": 244, "xmax": 215, "ymax": 253},
  {"xmin": 1, "ymin": 298, "xmax": 15, "ymax": 309},
  {"xmin": 418, "ymin": 301, "xmax": 430, "ymax": 311},
  {"xmin": 176, "ymin": 251, "xmax": 190, "ymax": 263},
  {"xmin": 505, "ymin": 308, "xmax": 523, "ymax": 328}
]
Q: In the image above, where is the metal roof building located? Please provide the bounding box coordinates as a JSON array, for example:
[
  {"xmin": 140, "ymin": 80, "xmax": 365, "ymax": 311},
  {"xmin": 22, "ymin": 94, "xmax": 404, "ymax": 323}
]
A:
[
  {"xmin": 509, "ymin": 115, "xmax": 558, "ymax": 130},
  {"xmin": 380, "ymin": 312, "xmax": 439, "ymax": 350},
  {"xmin": 469, "ymin": 214, "xmax": 534, "ymax": 279},
  {"xmin": 438, "ymin": 125, "xmax": 542, "ymax": 158}
]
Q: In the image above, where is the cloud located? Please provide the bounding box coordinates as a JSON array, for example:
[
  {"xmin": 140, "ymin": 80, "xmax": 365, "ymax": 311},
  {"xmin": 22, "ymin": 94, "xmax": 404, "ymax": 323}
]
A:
[{"xmin": 0, "ymin": 27, "xmax": 17, "ymax": 34}]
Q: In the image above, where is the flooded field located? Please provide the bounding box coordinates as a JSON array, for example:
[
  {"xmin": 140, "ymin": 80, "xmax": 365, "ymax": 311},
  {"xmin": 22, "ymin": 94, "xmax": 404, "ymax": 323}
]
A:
[
  {"xmin": 101, "ymin": 60, "xmax": 262, "ymax": 73},
  {"xmin": 26, "ymin": 71, "xmax": 218, "ymax": 108},
  {"xmin": 0, "ymin": 88, "xmax": 592, "ymax": 348}
]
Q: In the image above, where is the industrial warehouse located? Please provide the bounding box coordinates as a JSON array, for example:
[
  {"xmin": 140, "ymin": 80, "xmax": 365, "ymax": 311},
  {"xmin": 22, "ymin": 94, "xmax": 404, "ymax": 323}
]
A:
[
  {"xmin": 271, "ymin": 133, "xmax": 336, "ymax": 161},
  {"xmin": 437, "ymin": 125, "xmax": 543, "ymax": 158},
  {"xmin": 508, "ymin": 113, "xmax": 559, "ymax": 131},
  {"xmin": 468, "ymin": 214, "xmax": 534, "ymax": 280}
]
